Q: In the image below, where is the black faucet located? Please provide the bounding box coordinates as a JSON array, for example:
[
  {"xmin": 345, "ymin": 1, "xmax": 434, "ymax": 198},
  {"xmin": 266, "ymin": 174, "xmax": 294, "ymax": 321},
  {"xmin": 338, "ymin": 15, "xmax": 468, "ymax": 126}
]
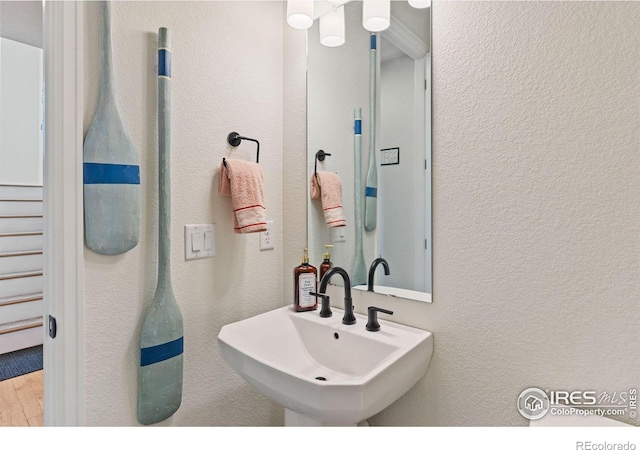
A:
[
  {"xmin": 366, "ymin": 306, "xmax": 394, "ymax": 332},
  {"xmin": 309, "ymin": 292, "xmax": 332, "ymax": 318},
  {"xmin": 319, "ymin": 267, "xmax": 356, "ymax": 325},
  {"xmin": 367, "ymin": 257, "xmax": 390, "ymax": 292}
]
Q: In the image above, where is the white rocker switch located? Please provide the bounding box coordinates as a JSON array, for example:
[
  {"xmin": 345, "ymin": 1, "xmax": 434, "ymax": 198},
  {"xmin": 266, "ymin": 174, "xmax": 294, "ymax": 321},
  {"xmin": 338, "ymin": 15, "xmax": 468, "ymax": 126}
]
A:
[
  {"xmin": 192, "ymin": 232, "xmax": 203, "ymax": 253},
  {"xmin": 204, "ymin": 230, "xmax": 214, "ymax": 251}
]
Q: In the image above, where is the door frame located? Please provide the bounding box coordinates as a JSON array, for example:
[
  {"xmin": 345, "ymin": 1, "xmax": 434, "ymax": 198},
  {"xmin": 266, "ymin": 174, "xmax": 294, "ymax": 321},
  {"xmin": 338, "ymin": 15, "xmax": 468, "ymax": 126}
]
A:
[
  {"xmin": 381, "ymin": 14, "xmax": 431, "ymax": 295},
  {"xmin": 43, "ymin": 0, "xmax": 84, "ymax": 426}
]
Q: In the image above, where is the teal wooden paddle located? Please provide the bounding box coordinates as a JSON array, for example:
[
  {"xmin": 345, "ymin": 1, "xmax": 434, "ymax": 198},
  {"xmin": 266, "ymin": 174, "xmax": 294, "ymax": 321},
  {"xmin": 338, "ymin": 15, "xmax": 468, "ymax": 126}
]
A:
[
  {"xmin": 83, "ymin": 1, "xmax": 140, "ymax": 255},
  {"xmin": 353, "ymin": 108, "xmax": 367, "ymax": 286},
  {"xmin": 137, "ymin": 27, "xmax": 184, "ymax": 426},
  {"xmin": 365, "ymin": 33, "xmax": 378, "ymax": 232}
]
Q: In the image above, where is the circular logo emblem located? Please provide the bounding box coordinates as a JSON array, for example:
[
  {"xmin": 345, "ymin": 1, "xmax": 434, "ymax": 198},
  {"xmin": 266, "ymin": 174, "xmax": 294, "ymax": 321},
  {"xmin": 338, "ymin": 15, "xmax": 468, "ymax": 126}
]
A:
[{"xmin": 517, "ymin": 388, "xmax": 550, "ymax": 420}]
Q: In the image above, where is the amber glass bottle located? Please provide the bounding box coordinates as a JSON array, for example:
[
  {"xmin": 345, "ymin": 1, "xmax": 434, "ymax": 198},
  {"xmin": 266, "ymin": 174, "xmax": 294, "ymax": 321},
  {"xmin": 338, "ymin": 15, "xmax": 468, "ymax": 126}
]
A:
[
  {"xmin": 320, "ymin": 244, "xmax": 334, "ymax": 282},
  {"xmin": 294, "ymin": 247, "xmax": 317, "ymax": 312}
]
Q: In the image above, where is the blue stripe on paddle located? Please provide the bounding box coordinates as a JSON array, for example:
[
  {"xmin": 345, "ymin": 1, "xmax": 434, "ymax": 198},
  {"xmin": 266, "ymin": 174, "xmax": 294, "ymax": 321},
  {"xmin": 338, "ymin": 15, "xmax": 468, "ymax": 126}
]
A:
[
  {"xmin": 83, "ymin": 163, "xmax": 140, "ymax": 185},
  {"xmin": 355, "ymin": 119, "xmax": 362, "ymax": 135},
  {"xmin": 159, "ymin": 49, "xmax": 171, "ymax": 77},
  {"xmin": 371, "ymin": 34, "xmax": 377, "ymax": 50},
  {"xmin": 140, "ymin": 337, "xmax": 184, "ymax": 367},
  {"xmin": 366, "ymin": 187, "xmax": 377, "ymax": 198}
]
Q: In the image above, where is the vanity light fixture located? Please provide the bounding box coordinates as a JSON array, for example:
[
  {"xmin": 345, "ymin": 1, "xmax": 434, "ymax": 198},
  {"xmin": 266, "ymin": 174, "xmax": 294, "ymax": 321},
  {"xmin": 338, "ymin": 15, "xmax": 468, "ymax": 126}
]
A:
[
  {"xmin": 320, "ymin": 5, "xmax": 346, "ymax": 47},
  {"xmin": 287, "ymin": 0, "xmax": 315, "ymax": 30},
  {"xmin": 408, "ymin": 0, "xmax": 430, "ymax": 9},
  {"xmin": 286, "ymin": 0, "xmax": 428, "ymax": 44},
  {"xmin": 362, "ymin": 0, "xmax": 390, "ymax": 32}
]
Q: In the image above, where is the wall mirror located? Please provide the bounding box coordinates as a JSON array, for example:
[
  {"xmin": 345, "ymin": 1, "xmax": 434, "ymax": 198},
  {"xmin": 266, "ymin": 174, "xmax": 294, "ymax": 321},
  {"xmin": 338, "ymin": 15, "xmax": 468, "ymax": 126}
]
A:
[{"xmin": 306, "ymin": 0, "xmax": 432, "ymax": 302}]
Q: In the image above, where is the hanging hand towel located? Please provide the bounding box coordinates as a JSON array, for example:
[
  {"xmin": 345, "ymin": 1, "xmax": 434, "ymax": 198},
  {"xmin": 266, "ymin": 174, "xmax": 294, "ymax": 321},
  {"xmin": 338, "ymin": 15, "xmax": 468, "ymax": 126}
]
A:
[
  {"xmin": 219, "ymin": 160, "xmax": 267, "ymax": 234},
  {"xmin": 310, "ymin": 172, "xmax": 347, "ymax": 228}
]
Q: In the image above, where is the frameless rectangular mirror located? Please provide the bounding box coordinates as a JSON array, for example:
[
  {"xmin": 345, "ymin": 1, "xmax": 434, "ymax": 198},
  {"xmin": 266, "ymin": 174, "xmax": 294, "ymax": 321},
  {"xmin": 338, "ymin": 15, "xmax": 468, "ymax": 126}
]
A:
[{"xmin": 307, "ymin": 0, "xmax": 432, "ymax": 302}]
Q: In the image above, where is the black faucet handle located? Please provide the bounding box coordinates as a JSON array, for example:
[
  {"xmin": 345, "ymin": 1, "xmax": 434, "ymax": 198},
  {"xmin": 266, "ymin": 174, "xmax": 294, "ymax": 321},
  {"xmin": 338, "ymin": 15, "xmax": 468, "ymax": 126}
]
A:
[
  {"xmin": 366, "ymin": 306, "xmax": 394, "ymax": 332},
  {"xmin": 310, "ymin": 292, "xmax": 332, "ymax": 318}
]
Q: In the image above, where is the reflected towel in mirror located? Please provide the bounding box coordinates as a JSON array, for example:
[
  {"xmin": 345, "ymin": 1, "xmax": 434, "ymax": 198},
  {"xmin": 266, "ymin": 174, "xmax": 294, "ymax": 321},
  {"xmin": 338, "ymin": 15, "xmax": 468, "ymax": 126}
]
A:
[
  {"xmin": 219, "ymin": 159, "xmax": 267, "ymax": 234},
  {"xmin": 310, "ymin": 172, "xmax": 346, "ymax": 228}
]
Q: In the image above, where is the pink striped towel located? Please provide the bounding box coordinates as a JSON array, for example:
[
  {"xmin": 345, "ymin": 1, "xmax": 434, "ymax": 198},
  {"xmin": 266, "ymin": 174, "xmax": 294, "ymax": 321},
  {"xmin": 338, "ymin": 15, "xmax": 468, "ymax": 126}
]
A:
[
  {"xmin": 219, "ymin": 160, "xmax": 267, "ymax": 234},
  {"xmin": 310, "ymin": 172, "xmax": 346, "ymax": 228}
]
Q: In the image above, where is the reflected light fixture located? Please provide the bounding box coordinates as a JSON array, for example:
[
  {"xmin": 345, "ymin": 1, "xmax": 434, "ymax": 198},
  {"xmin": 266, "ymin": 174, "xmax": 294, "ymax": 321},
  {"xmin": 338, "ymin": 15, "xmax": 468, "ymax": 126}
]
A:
[
  {"xmin": 320, "ymin": 5, "xmax": 346, "ymax": 47},
  {"xmin": 362, "ymin": 0, "xmax": 390, "ymax": 32},
  {"xmin": 408, "ymin": 0, "xmax": 430, "ymax": 8},
  {"xmin": 287, "ymin": 0, "xmax": 315, "ymax": 30},
  {"xmin": 286, "ymin": 0, "xmax": 428, "ymax": 44}
]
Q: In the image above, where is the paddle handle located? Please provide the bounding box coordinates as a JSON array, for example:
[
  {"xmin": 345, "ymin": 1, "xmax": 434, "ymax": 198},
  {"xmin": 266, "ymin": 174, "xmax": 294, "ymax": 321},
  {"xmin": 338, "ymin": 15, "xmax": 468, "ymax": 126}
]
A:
[
  {"xmin": 354, "ymin": 109, "xmax": 363, "ymax": 235},
  {"xmin": 158, "ymin": 28, "xmax": 172, "ymax": 290},
  {"xmin": 368, "ymin": 33, "xmax": 377, "ymax": 165},
  {"xmin": 99, "ymin": 1, "xmax": 115, "ymax": 101}
]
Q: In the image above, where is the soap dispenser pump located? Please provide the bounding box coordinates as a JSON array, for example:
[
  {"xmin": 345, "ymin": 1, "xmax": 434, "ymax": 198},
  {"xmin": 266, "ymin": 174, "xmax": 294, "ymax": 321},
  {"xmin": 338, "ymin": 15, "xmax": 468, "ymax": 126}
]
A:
[
  {"xmin": 294, "ymin": 247, "xmax": 318, "ymax": 312},
  {"xmin": 320, "ymin": 244, "xmax": 334, "ymax": 281}
]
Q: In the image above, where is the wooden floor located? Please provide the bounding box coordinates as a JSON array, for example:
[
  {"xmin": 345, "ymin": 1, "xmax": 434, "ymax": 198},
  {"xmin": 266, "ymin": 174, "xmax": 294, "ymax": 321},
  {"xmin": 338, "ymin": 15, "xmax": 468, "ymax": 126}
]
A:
[{"xmin": 0, "ymin": 370, "xmax": 43, "ymax": 426}]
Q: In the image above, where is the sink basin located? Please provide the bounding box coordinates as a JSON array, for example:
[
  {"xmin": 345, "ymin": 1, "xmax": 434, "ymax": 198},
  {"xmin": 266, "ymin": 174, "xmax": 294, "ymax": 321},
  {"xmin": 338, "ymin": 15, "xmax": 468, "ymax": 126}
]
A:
[{"xmin": 218, "ymin": 305, "xmax": 433, "ymax": 426}]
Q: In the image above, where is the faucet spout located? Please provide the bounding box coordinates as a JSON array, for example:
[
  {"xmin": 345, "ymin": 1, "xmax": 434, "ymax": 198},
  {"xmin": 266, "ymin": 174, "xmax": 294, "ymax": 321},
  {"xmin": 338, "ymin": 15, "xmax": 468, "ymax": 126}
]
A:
[
  {"xmin": 319, "ymin": 267, "xmax": 356, "ymax": 325},
  {"xmin": 368, "ymin": 257, "xmax": 390, "ymax": 291}
]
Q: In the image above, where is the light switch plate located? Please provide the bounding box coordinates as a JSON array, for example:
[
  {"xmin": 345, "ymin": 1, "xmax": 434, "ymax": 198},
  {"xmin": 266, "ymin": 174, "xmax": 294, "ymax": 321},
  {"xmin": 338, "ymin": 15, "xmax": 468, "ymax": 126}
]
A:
[{"xmin": 185, "ymin": 224, "xmax": 216, "ymax": 260}]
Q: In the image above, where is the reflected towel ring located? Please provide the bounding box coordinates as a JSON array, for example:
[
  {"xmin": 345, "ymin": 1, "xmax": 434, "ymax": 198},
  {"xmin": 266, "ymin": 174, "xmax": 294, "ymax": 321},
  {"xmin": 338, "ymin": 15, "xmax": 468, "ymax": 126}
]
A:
[
  {"xmin": 223, "ymin": 132, "xmax": 260, "ymax": 167},
  {"xmin": 314, "ymin": 149, "xmax": 332, "ymax": 178}
]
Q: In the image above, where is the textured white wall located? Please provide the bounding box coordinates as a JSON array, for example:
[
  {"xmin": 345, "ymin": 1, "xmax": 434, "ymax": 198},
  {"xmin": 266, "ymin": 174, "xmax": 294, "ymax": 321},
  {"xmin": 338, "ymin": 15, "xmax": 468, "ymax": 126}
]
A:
[
  {"xmin": 83, "ymin": 1, "xmax": 285, "ymax": 426},
  {"xmin": 283, "ymin": 22, "xmax": 308, "ymax": 302},
  {"xmin": 368, "ymin": 1, "xmax": 640, "ymax": 426}
]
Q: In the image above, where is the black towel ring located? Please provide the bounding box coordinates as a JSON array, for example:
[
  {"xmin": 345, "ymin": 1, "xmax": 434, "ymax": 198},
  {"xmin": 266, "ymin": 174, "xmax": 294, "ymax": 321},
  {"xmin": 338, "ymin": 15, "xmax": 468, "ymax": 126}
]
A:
[
  {"xmin": 314, "ymin": 149, "xmax": 332, "ymax": 178},
  {"xmin": 223, "ymin": 132, "xmax": 260, "ymax": 167}
]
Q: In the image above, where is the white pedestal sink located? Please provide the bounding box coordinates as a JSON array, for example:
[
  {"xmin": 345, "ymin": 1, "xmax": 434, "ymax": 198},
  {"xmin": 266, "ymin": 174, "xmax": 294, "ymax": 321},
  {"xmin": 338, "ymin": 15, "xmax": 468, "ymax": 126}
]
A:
[{"xmin": 218, "ymin": 305, "xmax": 433, "ymax": 426}]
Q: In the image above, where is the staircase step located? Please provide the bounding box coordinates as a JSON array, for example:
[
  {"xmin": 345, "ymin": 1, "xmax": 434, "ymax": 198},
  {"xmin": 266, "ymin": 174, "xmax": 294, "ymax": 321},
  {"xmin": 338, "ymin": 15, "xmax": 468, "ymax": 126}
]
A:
[
  {"xmin": 0, "ymin": 270, "xmax": 43, "ymax": 281},
  {"xmin": 0, "ymin": 232, "xmax": 43, "ymax": 253},
  {"xmin": 0, "ymin": 199, "xmax": 43, "ymax": 215},
  {"xmin": 0, "ymin": 293, "xmax": 43, "ymax": 307},
  {"xmin": 0, "ymin": 324, "xmax": 43, "ymax": 355},
  {"xmin": 0, "ymin": 272, "xmax": 43, "ymax": 298},
  {"xmin": 0, "ymin": 215, "xmax": 43, "ymax": 233},
  {"xmin": 0, "ymin": 299, "xmax": 43, "ymax": 324},
  {"xmin": 0, "ymin": 318, "xmax": 43, "ymax": 335},
  {"xmin": 0, "ymin": 185, "xmax": 43, "ymax": 200},
  {"xmin": 0, "ymin": 252, "xmax": 43, "ymax": 275},
  {"xmin": 0, "ymin": 250, "xmax": 42, "ymax": 257}
]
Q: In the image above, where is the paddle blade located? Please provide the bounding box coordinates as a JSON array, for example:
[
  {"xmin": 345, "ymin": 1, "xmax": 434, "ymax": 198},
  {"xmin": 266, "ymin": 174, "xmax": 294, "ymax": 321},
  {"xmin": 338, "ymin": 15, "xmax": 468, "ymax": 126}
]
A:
[
  {"xmin": 352, "ymin": 251, "xmax": 367, "ymax": 287},
  {"xmin": 364, "ymin": 164, "xmax": 377, "ymax": 231},
  {"xmin": 137, "ymin": 289, "xmax": 184, "ymax": 425},
  {"xmin": 83, "ymin": 1, "xmax": 140, "ymax": 255},
  {"xmin": 83, "ymin": 114, "xmax": 141, "ymax": 255}
]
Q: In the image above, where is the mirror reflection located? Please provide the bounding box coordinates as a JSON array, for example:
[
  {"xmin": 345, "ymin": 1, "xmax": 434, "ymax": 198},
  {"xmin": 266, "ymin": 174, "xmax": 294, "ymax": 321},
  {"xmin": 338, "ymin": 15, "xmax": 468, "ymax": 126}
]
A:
[{"xmin": 307, "ymin": 0, "xmax": 432, "ymax": 302}]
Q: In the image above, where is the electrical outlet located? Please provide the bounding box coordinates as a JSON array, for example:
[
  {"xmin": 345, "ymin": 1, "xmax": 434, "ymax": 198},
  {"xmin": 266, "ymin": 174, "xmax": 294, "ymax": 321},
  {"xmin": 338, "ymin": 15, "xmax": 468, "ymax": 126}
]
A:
[
  {"xmin": 331, "ymin": 226, "xmax": 346, "ymax": 243},
  {"xmin": 260, "ymin": 220, "xmax": 274, "ymax": 251}
]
